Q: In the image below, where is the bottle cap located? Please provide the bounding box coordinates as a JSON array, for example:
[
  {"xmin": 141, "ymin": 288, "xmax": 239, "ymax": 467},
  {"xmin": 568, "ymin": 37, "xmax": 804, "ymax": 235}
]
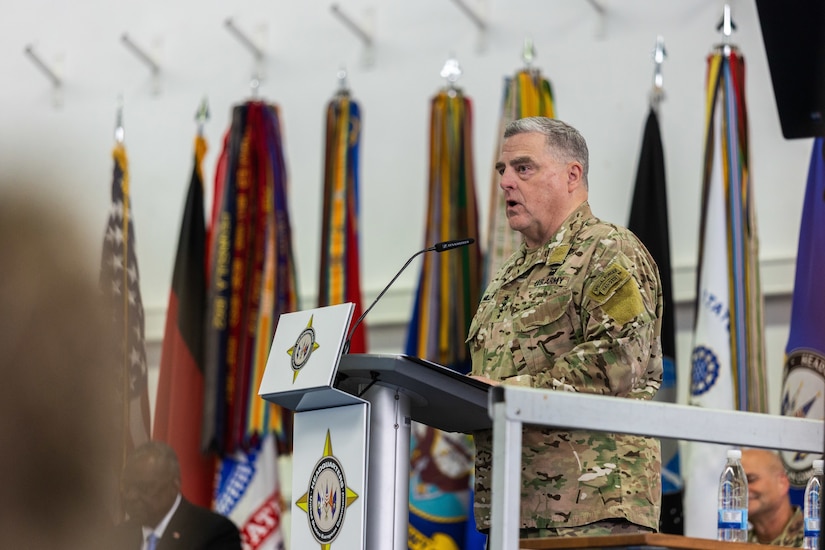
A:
[
  {"xmin": 727, "ymin": 449, "xmax": 742, "ymax": 460},
  {"xmin": 814, "ymin": 459, "xmax": 824, "ymax": 470}
]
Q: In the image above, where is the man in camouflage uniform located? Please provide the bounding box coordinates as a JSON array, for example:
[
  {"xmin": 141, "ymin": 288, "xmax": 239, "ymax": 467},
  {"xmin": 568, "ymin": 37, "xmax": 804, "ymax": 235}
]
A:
[
  {"xmin": 467, "ymin": 117, "xmax": 663, "ymax": 539},
  {"xmin": 741, "ymin": 449, "xmax": 804, "ymax": 547}
]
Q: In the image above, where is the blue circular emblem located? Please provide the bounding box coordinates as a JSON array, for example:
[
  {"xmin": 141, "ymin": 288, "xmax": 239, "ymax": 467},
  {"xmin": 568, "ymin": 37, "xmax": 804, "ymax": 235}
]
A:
[{"xmin": 691, "ymin": 345, "xmax": 719, "ymax": 396}]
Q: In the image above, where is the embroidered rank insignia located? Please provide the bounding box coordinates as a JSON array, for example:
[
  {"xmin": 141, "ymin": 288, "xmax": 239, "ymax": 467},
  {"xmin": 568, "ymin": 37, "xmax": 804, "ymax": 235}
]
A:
[{"xmin": 547, "ymin": 244, "xmax": 570, "ymax": 265}]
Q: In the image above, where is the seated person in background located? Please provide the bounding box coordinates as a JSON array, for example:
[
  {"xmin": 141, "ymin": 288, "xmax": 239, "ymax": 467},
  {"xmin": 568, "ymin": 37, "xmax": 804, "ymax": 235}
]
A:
[
  {"xmin": 119, "ymin": 441, "xmax": 242, "ymax": 550},
  {"xmin": 741, "ymin": 448, "xmax": 803, "ymax": 547}
]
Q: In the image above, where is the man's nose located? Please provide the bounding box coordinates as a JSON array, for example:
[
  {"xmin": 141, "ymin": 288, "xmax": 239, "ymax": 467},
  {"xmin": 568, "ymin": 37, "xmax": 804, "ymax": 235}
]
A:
[{"xmin": 499, "ymin": 169, "xmax": 516, "ymax": 190}]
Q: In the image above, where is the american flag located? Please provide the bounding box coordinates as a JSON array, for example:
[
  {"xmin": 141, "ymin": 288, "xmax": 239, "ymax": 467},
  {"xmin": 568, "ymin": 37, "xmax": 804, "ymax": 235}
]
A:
[{"xmin": 100, "ymin": 143, "xmax": 151, "ymax": 469}]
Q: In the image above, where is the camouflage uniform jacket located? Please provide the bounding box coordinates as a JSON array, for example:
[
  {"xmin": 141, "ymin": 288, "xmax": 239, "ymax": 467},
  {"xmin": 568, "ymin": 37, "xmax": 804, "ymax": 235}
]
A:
[
  {"xmin": 747, "ymin": 506, "xmax": 804, "ymax": 547},
  {"xmin": 467, "ymin": 202, "xmax": 663, "ymax": 531}
]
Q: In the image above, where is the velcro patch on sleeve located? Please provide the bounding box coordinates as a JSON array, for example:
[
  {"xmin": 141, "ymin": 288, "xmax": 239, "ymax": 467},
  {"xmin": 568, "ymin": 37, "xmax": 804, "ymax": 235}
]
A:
[
  {"xmin": 601, "ymin": 277, "xmax": 644, "ymax": 326},
  {"xmin": 586, "ymin": 262, "xmax": 645, "ymax": 325}
]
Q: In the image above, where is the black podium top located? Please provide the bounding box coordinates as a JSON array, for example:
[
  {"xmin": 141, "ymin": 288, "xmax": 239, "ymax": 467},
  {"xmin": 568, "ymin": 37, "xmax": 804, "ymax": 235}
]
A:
[{"xmin": 336, "ymin": 353, "xmax": 491, "ymax": 433}]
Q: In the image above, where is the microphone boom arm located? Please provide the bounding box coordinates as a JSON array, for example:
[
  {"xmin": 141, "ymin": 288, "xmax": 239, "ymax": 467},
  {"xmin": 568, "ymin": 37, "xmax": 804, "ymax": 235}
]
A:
[
  {"xmin": 342, "ymin": 246, "xmax": 434, "ymax": 354},
  {"xmin": 341, "ymin": 238, "xmax": 474, "ymax": 354}
]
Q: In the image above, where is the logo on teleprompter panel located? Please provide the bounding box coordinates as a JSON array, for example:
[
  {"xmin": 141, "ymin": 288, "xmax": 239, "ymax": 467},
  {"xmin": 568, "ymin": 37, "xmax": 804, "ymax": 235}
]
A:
[
  {"xmin": 287, "ymin": 315, "xmax": 320, "ymax": 382},
  {"xmin": 780, "ymin": 349, "xmax": 825, "ymax": 488},
  {"xmin": 295, "ymin": 430, "xmax": 359, "ymax": 550}
]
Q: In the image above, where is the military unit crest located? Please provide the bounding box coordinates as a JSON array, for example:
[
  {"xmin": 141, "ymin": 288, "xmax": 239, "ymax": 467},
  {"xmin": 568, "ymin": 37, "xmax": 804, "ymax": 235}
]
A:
[{"xmin": 780, "ymin": 350, "xmax": 825, "ymax": 487}]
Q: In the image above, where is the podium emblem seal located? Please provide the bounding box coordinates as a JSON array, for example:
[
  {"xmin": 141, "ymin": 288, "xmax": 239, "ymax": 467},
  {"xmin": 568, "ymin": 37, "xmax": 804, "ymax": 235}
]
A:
[
  {"xmin": 288, "ymin": 315, "xmax": 320, "ymax": 382},
  {"xmin": 295, "ymin": 430, "xmax": 359, "ymax": 549}
]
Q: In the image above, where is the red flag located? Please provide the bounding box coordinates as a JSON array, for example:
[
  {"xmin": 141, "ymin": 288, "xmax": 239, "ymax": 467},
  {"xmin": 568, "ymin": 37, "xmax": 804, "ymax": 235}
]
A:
[
  {"xmin": 153, "ymin": 135, "xmax": 215, "ymax": 507},
  {"xmin": 207, "ymin": 101, "xmax": 294, "ymax": 550}
]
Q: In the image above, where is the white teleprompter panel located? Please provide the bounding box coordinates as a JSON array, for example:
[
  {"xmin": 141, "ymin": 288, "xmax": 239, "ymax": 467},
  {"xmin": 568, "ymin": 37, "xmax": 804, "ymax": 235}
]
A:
[{"xmin": 259, "ymin": 303, "xmax": 361, "ymax": 411}]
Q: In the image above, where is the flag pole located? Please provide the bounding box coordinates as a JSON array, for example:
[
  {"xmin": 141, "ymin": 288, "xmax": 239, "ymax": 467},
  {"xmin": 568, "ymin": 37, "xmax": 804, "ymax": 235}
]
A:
[
  {"xmin": 114, "ymin": 102, "xmax": 130, "ymax": 473},
  {"xmin": 650, "ymin": 35, "xmax": 666, "ymax": 112}
]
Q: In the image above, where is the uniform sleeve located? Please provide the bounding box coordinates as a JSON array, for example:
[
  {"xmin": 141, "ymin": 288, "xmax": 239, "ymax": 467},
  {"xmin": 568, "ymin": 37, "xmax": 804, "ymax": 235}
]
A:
[{"xmin": 531, "ymin": 236, "xmax": 663, "ymax": 399}]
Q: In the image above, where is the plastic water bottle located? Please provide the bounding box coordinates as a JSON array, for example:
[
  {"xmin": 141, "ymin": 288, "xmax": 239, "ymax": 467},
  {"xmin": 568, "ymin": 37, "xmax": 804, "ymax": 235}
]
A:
[
  {"xmin": 804, "ymin": 459, "xmax": 824, "ymax": 550},
  {"xmin": 717, "ymin": 449, "xmax": 748, "ymax": 542}
]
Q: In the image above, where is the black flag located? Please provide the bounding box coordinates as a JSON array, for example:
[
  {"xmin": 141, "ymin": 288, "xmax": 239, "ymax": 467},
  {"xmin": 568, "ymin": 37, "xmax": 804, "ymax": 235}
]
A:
[{"xmin": 628, "ymin": 109, "xmax": 683, "ymax": 534}]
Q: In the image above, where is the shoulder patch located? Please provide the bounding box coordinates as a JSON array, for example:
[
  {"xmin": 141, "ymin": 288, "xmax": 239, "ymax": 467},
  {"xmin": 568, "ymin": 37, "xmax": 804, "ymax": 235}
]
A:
[
  {"xmin": 587, "ymin": 263, "xmax": 645, "ymax": 325},
  {"xmin": 601, "ymin": 277, "xmax": 644, "ymax": 325},
  {"xmin": 588, "ymin": 263, "xmax": 630, "ymax": 302}
]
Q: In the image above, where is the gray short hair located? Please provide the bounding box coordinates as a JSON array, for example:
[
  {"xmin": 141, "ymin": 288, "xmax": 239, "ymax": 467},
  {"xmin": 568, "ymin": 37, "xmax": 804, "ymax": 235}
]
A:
[{"xmin": 504, "ymin": 117, "xmax": 589, "ymax": 185}]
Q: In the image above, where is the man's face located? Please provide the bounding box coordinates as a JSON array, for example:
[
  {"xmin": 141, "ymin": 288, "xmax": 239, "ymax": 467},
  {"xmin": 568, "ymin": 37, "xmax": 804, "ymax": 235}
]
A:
[
  {"xmin": 120, "ymin": 455, "xmax": 179, "ymax": 528},
  {"xmin": 495, "ymin": 132, "xmax": 580, "ymax": 248},
  {"xmin": 741, "ymin": 451, "xmax": 789, "ymax": 521}
]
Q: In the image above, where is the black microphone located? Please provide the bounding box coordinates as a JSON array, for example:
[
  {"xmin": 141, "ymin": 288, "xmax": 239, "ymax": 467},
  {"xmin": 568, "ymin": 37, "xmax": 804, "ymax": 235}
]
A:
[
  {"xmin": 433, "ymin": 238, "xmax": 475, "ymax": 252},
  {"xmin": 342, "ymin": 238, "xmax": 475, "ymax": 354}
]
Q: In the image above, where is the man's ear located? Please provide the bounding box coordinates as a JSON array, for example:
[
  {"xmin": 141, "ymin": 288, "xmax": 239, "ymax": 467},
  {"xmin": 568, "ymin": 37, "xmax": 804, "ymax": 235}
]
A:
[
  {"xmin": 567, "ymin": 161, "xmax": 584, "ymax": 190},
  {"xmin": 779, "ymin": 472, "xmax": 791, "ymax": 493}
]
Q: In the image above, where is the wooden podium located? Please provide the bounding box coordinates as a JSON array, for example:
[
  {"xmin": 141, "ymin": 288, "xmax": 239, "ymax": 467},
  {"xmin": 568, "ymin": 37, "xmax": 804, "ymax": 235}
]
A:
[{"xmin": 518, "ymin": 533, "xmax": 769, "ymax": 549}]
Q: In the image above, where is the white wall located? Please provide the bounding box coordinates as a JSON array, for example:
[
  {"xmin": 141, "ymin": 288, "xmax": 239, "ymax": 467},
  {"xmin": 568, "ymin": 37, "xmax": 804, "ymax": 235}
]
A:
[{"xmin": 2, "ymin": 0, "xmax": 811, "ymax": 416}]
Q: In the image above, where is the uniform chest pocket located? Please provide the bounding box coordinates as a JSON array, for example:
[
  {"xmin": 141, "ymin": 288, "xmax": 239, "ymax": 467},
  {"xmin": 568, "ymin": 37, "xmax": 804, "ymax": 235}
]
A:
[
  {"xmin": 511, "ymin": 290, "xmax": 575, "ymax": 376},
  {"xmin": 466, "ymin": 298, "xmax": 495, "ymax": 347}
]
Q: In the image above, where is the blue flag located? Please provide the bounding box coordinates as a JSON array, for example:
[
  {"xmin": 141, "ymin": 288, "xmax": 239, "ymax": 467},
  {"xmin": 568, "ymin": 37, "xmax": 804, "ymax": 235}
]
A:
[{"xmin": 780, "ymin": 138, "xmax": 825, "ymax": 505}]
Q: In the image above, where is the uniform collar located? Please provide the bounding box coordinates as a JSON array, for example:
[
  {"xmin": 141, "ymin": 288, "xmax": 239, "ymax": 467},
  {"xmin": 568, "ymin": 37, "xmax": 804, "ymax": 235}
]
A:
[{"xmin": 518, "ymin": 201, "xmax": 593, "ymax": 267}]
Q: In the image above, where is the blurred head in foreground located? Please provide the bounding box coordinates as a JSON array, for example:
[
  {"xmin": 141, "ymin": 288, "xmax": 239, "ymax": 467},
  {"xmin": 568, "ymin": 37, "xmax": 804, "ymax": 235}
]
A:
[{"xmin": 0, "ymin": 192, "xmax": 118, "ymax": 548}]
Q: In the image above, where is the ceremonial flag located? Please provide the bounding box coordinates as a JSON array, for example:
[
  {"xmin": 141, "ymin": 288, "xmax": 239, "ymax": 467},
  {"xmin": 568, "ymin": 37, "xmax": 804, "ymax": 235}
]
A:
[
  {"xmin": 99, "ymin": 143, "xmax": 151, "ymax": 474},
  {"xmin": 780, "ymin": 137, "xmax": 825, "ymax": 504},
  {"xmin": 406, "ymin": 88, "xmax": 483, "ymax": 550},
  {"xmin": 205, "ymin": 101, "xmax": 296, "ymax": 549},
  {"xmin": 153, "ymin": 134, "xmax": 214, "ymax": 508},
  {"xmin": 628, "ymin": 108, "xmax": 683, "ymax": 534},
  {"xmin": 318, "ymin": 91, "xmax": 367, "ymax": 352},
  {"xmin": 684, "ymin": 46, "xmax": 768, "ymax": 538},
  {"xmin": 484, "ymin": 68, "xmax": 555, "ymax": 283},
  {"xmin": 215, "ymin": 434, "xmax": 285, "ymax": 550}
]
